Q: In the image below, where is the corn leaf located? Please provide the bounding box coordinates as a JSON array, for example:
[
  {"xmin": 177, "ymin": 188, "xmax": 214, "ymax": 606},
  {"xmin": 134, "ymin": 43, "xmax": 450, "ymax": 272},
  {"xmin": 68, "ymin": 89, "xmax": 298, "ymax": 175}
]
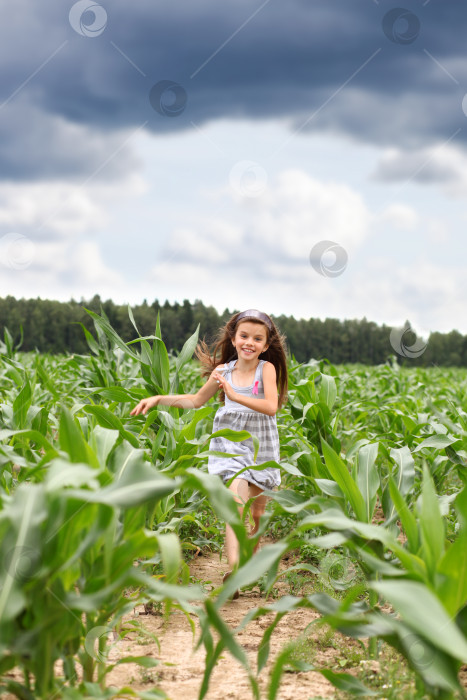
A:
[{"xmin": 321, "ymin": 440, "xmax": 366, "ymax": 521}]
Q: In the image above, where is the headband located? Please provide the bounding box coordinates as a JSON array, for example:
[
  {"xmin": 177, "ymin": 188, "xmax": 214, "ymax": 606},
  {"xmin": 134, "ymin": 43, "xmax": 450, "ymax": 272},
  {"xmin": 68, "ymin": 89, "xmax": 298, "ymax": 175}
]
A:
[{"xmin": 236, "ymin": 309, "xmax": 272, "ymax": 330}]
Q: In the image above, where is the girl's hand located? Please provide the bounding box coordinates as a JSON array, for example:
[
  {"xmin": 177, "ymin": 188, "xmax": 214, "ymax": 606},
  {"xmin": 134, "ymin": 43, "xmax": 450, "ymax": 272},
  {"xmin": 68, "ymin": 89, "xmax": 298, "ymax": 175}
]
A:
[
  {"xmin": 130, "ymin": 395, "xmax": 160, "ymax": 416},
  {"xmin": 213, "ymin": 372, "xmax": 236, "ymax": 401}
]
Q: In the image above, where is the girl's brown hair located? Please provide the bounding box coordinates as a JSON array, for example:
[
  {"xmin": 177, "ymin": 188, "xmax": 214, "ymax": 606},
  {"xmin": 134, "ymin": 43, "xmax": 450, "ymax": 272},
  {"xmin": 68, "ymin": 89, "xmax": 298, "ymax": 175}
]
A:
[{"xmin": 195, "ymin": 310, "xmax": 288, "ymax": 408}]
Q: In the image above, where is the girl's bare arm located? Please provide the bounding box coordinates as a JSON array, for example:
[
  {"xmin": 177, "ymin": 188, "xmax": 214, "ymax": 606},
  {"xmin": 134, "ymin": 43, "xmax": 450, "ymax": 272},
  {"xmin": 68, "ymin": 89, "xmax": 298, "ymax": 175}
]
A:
[{"xmin": 130, "ymin": 366, "xmax": 224, "ymax": 416}]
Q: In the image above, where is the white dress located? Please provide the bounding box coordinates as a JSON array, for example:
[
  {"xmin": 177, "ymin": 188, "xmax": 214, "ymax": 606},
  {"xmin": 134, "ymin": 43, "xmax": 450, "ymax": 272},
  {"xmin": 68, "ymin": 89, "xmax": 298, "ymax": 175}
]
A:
[{"xmin": 207, "ymin": 359, "xmax": 281, "ymax": 490}]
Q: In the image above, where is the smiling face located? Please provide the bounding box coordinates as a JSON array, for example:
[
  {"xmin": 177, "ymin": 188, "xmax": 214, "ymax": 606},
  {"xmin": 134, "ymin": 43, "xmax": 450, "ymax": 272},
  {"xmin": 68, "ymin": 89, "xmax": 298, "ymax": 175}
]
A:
[{"xmin": 232, "ymin": 321, "xmax": 269, "ymax": 361}]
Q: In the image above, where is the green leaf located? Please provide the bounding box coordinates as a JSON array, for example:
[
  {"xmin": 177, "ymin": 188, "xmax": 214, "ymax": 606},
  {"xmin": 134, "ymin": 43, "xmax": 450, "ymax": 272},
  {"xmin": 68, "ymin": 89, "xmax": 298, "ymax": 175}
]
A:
[
  {"xmin": 354, "ymin": 546, "xmax": 405, "ymax": 576},
  {"xmin": 175, "ymin": 325, "xmax": 200, "ymax": 373},
  {"xmin": 0, "ymin": 428, "xmax": 57, "ymax": 457},
  {"xmin": 319, "ymin": 374, "xmax": 337, "ymax": 410},
  {"xmin": 127, "ymin": 304, "xmax": 140, "ymax": 336},
  {"xmin": 437, "ymin": 528, "xmax": 467, "ymax": 616},
  {"xmin": 155, "ymin": 533, "xmax": 182, "ymax": 584},
  {"xmin": 388, "ymin": 477, "xmax": 419, "ymax": 552},
  {"xmin": 208, "ymin": 428, "xmax": 260, "ymax": 462},
  {"xmin": 46, "ymin": 459, "xmax": 100, "ymax": 490},
  {"xmin": 209, "ymin": 428, "xmax": 256, "ymax": 442},
  {"xmin": 217, "ymin": 542, "xmax": 288, "ymax": 605},
  {"xmin": 83, "ymin": 405, "xmax": 139, "ymax": 448},
  {"xmin": 413, "ymin": 435, "xmax": 458, "ymax": 452},
  {"xmin": 420, "ymin": 464, "xmax": 445, "ymax": 578},
  {"xmin": 75, "ymin": 322, "xmax": 100, "ymax": 355},
  {"xmin": 397, "ymin": 629, "xmax": 462, "ymax": 695},
  {"xmin": 372, "ymin": 579, "xmax": 467, "ymax": 661},
  {"xmin": 267, "ymin": 642, "xmax": 313, "ymax": 700},
  {"xmin": 0, "ymin": 484, "xmax": 47, "ymax": 623},
  {"xmin": 390, "ymin": 446, "xmax": 415, "ymax": 498},
  {"xmin": 267, "ymin": 489, "xmax": 318, "ymax": 513},
  {"xmin": 315, "ymin": 479, "xmax": 344, "ymax": 499},
  {"xmin": 321, "ymin": 440, "xmax": 366, "ymax": 521},
  {"xmin": 184, "ymin": 469, "xmax": 242, "ymax": 527},
  {"xmin": 277, "ymin": 462, "xmax": 304, "ymax": 478},
  {"xmin": 89, "ymin": 426, "xmax": 120, "ymax": 467},
  {"xmin": 356, "ymin": 442, "xmax": 379, "ymax": 522},
  {"xmin": 257, "ymin": 612, "xmax": 285, "ymax": 673},
  {"xmin": 179, "ymin": 405, "xmax": 212, "ymax": 441},
  {"xmin": 86, "ymin": 387, "xmax": 139, "ymax": 403},
  {"xmin": 152, "ymin": 339, "xmax": 170, "ymax": 393},
  {"xmin": 59, "ymin": 407, "xmax": 97, "ymax": 467},
  {"xmin": 68, "ymin": 460, "xmax": 178, "ymax": 509},
  {"xmin": 319, "ymin": 669, "xmax": 377, "ymax": 696},
  {"xmin": 205, "ymin": 598, "xmax": 248, "ymax": 666},
  {"xmin": 0, "ymin": 680, "xmax": 36, "ymax": 700},
  {"xmin": 84, "ymin": 308, "xmax": 139, "ymax": 360},
  {"xmin": 299, "ymin": 509, "xmax": 427, "ymax": 579},
  {"xmin": 13, "ymin": 379, "xmax": 32, "ymax": 430},
  {"xmin": 225, "ymin": 460, "xmax": 281, "ymax": 486}
]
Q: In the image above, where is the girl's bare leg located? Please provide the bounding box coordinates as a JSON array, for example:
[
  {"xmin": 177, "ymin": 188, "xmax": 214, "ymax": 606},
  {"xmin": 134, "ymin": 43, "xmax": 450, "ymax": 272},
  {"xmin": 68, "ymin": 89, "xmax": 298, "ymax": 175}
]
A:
[
  {"xmin": 249, "ymin": 484, "xmax": 267, "ymax": 552},
  {"xmin": 226, "ymin": 478, "xmax": 249, "ymax": 569},
  {"xmin": 226, "ymin": 480, "xmax": 268, "ymax": 566}
]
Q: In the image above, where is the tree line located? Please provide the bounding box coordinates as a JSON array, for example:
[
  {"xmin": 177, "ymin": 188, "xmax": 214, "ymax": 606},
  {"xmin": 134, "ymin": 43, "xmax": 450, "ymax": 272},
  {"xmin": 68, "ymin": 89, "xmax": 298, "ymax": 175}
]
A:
[{"xmin": 0, "ymin": 295, "xmax": 466, "ymax": 367}]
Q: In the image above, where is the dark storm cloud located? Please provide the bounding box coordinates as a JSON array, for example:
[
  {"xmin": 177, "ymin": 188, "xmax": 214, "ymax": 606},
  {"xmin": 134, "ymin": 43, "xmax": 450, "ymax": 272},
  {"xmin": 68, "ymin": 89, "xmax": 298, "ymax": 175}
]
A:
[{"xmin": 1, "ymin": 0, "xmax": 467, "ymax": 181}]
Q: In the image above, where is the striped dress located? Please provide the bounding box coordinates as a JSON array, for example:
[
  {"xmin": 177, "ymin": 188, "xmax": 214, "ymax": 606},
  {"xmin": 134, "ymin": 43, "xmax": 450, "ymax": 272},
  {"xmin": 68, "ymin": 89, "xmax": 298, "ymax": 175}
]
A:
[{"xmin": 207, "ymin": 359, "xmax": 281, "ymax": 490}]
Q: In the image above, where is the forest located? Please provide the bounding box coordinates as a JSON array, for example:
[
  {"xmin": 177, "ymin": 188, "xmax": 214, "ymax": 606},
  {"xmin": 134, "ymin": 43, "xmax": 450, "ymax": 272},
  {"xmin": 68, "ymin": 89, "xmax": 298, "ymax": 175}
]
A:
[{"xmin": 0, "ymin": 294, "xmax": 466, "ymax": 366}]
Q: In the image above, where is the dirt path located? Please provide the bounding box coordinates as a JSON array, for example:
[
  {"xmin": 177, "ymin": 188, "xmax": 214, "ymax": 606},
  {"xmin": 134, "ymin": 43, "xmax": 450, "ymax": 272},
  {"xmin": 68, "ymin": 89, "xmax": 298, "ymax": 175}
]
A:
[{"xmin": 107, "ymin": 550, "xmax": 337, "ymax": 699}]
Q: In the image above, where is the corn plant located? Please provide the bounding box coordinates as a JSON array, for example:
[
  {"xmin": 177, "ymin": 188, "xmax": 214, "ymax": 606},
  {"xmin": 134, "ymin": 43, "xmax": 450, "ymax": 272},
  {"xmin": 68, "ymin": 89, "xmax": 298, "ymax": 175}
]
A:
[{"xmin": 2, "ymin": 308, "xmax": 467, "ymax": 699}]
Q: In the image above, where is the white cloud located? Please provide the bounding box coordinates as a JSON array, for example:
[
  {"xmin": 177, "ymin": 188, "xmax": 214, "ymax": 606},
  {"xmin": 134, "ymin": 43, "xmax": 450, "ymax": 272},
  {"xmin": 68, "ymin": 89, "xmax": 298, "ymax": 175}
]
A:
[
  {"xmin": 162, "ymin": 221, "xmax": 239, "ymax": 265},
  {"xmin": 0, "ymin": 182, "xmax": 107, "ymax": 236},
  {"xmin": 153, "ymin": 169, "xmax": 371, "ymax": 279},
  {"xmin": 2, "ymin": 141, "xmax": 465, "ymax": 338},
  {"xmin": 0, "ymin": 175, "xmax": 147, "ymax": 237},
  {"xmin": 143, "ymin": 167, "xmax": 467, "ymax": 334},
  {"xmin": 340, "ymin": 258, "xmax": 467, "ymax": 337},
  {"xmin": 378, "ymin": 203, "xmax": 419, "ymax": 230},
  {"xmin": 0, "ymin": 238, "xmax": 123, "ymax": 301},
  {"xmin": 0, "ymin": 173, "xmax": 146, "ymax": 302},
  {"xmin": 145, "ymin": 169, "xmax": 363, "ymax": 317}
]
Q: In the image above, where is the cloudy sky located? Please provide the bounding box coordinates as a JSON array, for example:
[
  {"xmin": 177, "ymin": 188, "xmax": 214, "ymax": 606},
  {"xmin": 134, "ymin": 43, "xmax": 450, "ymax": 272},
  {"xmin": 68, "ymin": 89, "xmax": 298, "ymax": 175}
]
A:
[{"xmin": 1, "ymin": 0, "xmax": 466, "ymax": 337}]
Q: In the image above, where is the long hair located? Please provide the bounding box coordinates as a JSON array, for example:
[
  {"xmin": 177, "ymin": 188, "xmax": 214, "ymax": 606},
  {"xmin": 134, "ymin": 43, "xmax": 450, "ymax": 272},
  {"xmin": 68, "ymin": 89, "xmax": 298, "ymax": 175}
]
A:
[{"xmin": 195, "ymin": 311, "xmax": 288, "ymax": 408}]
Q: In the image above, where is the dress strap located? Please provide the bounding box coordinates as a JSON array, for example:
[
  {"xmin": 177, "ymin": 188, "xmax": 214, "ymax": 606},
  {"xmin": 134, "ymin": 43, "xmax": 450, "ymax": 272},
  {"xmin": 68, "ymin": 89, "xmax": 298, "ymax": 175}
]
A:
[
  {"xmin": 255, "ymin": 359, "xmax": 265, "ymax": 379},
  {"xmin": 220, "ymin": 359, "xmax": 236, "ymax": 379}
]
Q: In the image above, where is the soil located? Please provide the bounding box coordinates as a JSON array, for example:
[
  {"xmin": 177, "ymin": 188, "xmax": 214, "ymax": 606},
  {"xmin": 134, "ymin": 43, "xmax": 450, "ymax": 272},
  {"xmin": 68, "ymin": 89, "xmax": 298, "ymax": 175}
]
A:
[
  {"xmin": 2, "ymin": 549, "xmax": 393, "ymax": 700},
  {"xmin": 105, "ymin": 549, "xmax": 338, "ymax": 700}
]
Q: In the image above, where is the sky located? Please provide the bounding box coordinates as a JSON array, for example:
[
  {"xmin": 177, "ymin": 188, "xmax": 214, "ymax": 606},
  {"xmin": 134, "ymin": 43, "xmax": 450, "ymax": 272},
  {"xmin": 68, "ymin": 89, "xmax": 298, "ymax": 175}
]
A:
[{"xmin": 0, "ymin": 0, "xmax": 466, "ymax": 340}]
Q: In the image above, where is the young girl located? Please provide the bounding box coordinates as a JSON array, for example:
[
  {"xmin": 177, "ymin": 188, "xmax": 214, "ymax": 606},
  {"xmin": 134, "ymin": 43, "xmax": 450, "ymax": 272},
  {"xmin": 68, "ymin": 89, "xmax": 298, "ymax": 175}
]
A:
[{"xmin": 130, "ymin": 309, "xmax": 288, "ymax": 595}]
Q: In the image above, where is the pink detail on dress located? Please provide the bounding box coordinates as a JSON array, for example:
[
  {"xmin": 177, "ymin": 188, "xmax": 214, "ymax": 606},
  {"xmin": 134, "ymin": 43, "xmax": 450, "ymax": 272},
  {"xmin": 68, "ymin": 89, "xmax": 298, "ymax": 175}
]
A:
[{"xmin": 252, "ymin": 380, "xmax": 259, "ymax": 395}]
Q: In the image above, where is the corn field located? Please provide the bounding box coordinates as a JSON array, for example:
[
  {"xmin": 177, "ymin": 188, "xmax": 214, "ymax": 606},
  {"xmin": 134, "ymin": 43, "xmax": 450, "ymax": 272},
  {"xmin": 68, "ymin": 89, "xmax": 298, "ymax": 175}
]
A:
[{"xmin": 1, "ymin": 308, "xmax": 467, "ymax": 699}]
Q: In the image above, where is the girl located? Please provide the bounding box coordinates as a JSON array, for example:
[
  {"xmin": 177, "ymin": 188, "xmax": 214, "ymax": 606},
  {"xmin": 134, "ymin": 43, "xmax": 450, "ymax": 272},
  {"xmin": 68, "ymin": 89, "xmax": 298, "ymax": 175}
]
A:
[{"xmin": 130, "ymin": 309, "xmax": 288, "ymax": 594}]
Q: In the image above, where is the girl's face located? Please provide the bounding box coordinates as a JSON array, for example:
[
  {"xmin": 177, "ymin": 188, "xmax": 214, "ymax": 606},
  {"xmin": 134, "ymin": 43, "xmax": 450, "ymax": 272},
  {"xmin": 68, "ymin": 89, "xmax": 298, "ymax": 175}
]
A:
[{"xmin": 232, "ymin": 321, "xmax": 269, "ymax": 361}]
